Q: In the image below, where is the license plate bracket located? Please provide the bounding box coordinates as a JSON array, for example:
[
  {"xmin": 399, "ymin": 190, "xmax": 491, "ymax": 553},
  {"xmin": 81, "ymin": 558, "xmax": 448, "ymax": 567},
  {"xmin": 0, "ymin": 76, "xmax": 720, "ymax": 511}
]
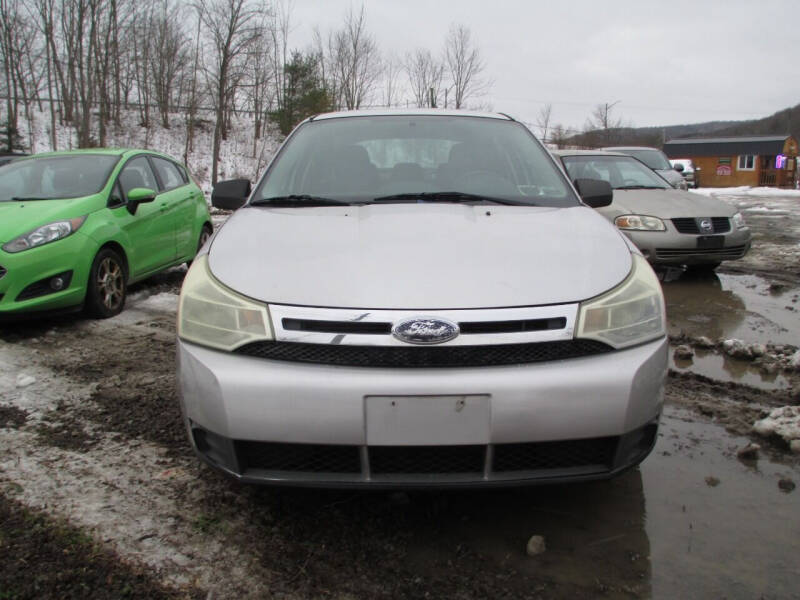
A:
[
  {"xmin": 365, "ymin": 395, "xmax": 490, "ymax": 445},
  {"xmin": 697, "ymin": 235, "xmax": 724, "ymax": 249}
]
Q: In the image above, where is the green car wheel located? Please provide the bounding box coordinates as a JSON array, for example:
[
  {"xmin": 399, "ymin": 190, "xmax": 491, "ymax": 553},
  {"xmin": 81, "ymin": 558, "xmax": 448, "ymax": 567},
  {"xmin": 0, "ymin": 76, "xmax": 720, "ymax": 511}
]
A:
[{"xmin": 85, "ymin": 248, "xmax": 126, "ymax": 318}]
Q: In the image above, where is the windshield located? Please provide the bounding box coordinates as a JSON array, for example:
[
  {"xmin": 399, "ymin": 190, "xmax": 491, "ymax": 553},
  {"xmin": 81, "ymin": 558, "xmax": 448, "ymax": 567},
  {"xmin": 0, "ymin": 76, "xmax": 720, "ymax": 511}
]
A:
[
  {"xmin": 618, "ymin": 149, "xmax": 671, "ymax": 170},
  {"xmin": 561, "ymin": 155, "xmax": 671, "ymax": 190},
  {"xmin": 253, "ymin": 115, "xmax": 578, "ymax": 207},
  {"xmin": 0, "ymin": 154, "xmax": 119, "ymax": 201}
]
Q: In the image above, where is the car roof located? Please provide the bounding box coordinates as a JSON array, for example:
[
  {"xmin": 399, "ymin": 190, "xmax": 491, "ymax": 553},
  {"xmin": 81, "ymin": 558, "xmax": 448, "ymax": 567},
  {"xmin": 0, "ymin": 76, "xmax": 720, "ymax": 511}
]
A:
[
  {"xmin": 309, "ymin": 108, "xmax": 513, "ymax": 121},
  {"xmin": 552, "ymin": 149, "xmax": 629, "ymax": 157},
  {"xmin": 601, "ymin": 146, "xmax": 662, "ymax": 152},
  {"xmin": 19, "ymin": 148, "xmax": 182, "ymax": 162}
]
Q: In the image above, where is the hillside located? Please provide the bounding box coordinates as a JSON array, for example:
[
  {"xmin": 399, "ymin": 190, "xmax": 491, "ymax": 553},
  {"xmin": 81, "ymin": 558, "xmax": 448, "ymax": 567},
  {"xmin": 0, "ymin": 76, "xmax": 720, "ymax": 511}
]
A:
[{"xmin": 569, "ymin": 102, "xmax": 800, "ymax": 149}]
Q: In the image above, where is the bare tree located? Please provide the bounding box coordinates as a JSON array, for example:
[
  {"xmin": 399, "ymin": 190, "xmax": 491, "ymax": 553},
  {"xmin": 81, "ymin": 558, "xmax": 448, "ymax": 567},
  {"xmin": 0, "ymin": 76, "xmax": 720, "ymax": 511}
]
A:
[
  {"xmin": 381, "ymin": 53, "xmax": 402, "ymax": 107},
  {"xmin": 195, "ymin": 0, "xmax": 262, "ymax": 184},
  {"xmin": 585, "ymin": 101, "xmax": 624, "ymax": 146},
  {"xmin": 550, "ymin": 123, "xmax": 569, "ymax": 149},
  {"xmin": 149, "ymin": 0, "xmax": 189, "ymax": 129},
  {"xmin": 443, "ymin": 24, "xmax": 486, "ymax": 109},
  {"xmin": 404, "ymin": 48, "xmax": 443, "ymax": 108},
  {"xmin": 536, "ymin": 103, "xmax": 552, "ymax": 143},
  {"xmin": 327, "ymin": 6, "xmax": 381, "ymax": 110}
]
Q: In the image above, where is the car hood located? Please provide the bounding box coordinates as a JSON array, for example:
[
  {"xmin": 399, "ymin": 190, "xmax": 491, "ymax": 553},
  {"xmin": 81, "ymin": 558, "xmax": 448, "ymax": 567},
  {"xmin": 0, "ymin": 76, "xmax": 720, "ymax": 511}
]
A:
[
  {"xmin": 0, "ymin": 197, "xmax": 98, "ymax": 244},
  {"xmin": 605, "ymin": 188, "xmax": 738, "ymax": 219},
  {"xmin": 207, "ymin": 204, "xmax": 633, "ymax": 309},
  {"xmin": 655, "ymin": 169, "xmax": 685, "ymax": 187}
]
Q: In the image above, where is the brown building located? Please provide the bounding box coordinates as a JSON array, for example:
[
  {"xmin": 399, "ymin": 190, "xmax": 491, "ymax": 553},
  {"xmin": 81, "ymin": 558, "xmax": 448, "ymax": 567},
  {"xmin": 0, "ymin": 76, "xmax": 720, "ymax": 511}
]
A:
[{"xmin": 663, "ymin": 134, "xmax": 798, "ymax": 188}]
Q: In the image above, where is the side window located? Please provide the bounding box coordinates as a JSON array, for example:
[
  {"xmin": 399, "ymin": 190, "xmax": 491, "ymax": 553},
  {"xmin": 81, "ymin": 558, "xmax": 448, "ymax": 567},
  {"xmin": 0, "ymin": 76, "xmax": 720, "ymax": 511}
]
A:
[
  {"xmin": 108, "ymin": 181, "xmax": 125, "ymax": 207},
  {"xmin": 151, "ymin": 157, "xmax": 185, "ymax": 191},
  {"xmin": 119, "ymin": 156, "xmax": 159, "ymax": 198}
]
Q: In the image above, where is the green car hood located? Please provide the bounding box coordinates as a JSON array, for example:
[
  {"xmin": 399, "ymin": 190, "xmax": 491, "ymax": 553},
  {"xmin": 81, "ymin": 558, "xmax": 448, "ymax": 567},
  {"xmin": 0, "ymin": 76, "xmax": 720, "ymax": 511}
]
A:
[{"xmin": 0, "ymin": 197, "xmax": 101, "ymax": 244}]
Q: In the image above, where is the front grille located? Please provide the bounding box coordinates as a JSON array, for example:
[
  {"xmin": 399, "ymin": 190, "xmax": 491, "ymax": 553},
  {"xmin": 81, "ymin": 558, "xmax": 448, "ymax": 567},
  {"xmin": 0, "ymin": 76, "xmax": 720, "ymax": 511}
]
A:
[
  {"xmin": 237, "ymin": 441, "xmax": 361, "ymax": 473},
  {"xmin": 671, "ymin": 217, "xmax": 731, "ymax": 234},
  {"xmin": 370, "ymin": 445, "xmax": 485, "ymax": 474},
  {"xmin": 234, "ymin": 339, "xmax": 613, "ymax": 368},
  {"xmin": 281, "ymin": 316, "xmax": 566, "ymax": 336},
  {"xmin": 230, "ymin": 437, "xmax": 622, "ymax": 479},
  {"xmin": 493, "ymin": 437, "xmax": 617, "ymax": 472},
  {"xmin": 655, "ymin": 244, "xmax": 748, "ymax": 259}
]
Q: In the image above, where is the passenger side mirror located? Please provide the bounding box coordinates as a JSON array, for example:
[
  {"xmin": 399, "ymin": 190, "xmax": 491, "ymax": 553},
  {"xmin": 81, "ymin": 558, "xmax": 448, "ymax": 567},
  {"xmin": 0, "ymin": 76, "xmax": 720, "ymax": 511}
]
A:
[
  {"xmin": 212, "ymin": 179, "xmax": 251, "ymax": 210},
  {"xmin": 573, "ymin": 178, "xmax": 613, "ymax": 208},
  {"xmin": 673, "ymin": 163, "xmax": 685, "ymax": 172},
  {"xmin": 126, "ymin": 187, "xmax": 157, "ymax": 215}
]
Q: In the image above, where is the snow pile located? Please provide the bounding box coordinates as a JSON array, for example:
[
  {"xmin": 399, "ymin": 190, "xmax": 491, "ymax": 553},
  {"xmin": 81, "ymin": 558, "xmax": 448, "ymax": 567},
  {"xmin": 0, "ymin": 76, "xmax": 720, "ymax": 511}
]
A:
[
  {"xmin": 692, "ymin": 187, "xmax": 800, "ymax": 198},
  {"xmin": 753, "ymin": 407, "xmax": 800, "ymax": 453}
]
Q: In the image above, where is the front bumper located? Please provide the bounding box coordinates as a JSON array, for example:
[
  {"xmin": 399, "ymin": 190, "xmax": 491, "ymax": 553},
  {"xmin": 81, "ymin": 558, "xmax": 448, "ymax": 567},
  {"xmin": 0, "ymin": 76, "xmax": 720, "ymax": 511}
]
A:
[
  {"xmin": 0, "ymin": 233, "xmax": 93, "ymax": 318},
  {"xmin": 178, "ymin": 336, "xmax": 667, "ymax": 487},
  {"xmin": 624, "ymin": 227, "xmax": 751, "ymax": 266}
]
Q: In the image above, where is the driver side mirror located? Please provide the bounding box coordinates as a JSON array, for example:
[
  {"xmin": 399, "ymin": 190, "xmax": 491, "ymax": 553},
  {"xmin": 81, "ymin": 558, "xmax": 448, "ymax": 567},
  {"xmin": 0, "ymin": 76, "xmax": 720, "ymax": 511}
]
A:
[
  {"xmin": 212, "ymin": 179, "xmax": 251, "ymax": 210},
  {"xmin": 573, "ymin": 178, "xmax": 613, "ymax": 208},
  {"xmin": 126, "ymin": 187, "xmax": 157, "ymax": 215},
  {"xmin": 673, "ymin": 163, "xmax": 685, "ymax": 173}
]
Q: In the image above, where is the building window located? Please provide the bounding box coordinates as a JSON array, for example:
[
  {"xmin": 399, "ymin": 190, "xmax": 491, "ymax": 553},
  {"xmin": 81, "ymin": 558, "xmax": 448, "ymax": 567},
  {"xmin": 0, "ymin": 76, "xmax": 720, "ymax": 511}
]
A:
[{"xmin": 737, "ymin": 155, "xmax": 756, "ymax": 170}]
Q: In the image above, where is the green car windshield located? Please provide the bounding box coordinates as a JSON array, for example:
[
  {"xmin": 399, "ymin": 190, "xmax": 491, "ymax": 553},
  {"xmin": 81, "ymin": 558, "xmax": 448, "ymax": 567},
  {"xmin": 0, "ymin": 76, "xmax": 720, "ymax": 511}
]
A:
[
  {"xmin": 253, "ymin": 115, "xmax": 578, "ymax": 207},
  {"xmin": 0, "ymin": 154, "xmax": 120, "ymax": 201}
]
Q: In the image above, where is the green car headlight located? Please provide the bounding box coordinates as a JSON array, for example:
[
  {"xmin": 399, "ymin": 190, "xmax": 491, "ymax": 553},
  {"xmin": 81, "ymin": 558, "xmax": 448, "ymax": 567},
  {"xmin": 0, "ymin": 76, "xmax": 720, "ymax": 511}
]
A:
[
  {"xmin": 2, "ymin": 216, "xmax": 87, "ymax": 253},
  {"xmin": 576, "ymin": 254, "xmax": 665, "ymax": 349},
  {"xmin": 614, "ymin": 215, "xmax": 666, "ymax": 231},
  {"xmin": 178, "ymin": 254, "xmax": 273, "ymax": 351}
]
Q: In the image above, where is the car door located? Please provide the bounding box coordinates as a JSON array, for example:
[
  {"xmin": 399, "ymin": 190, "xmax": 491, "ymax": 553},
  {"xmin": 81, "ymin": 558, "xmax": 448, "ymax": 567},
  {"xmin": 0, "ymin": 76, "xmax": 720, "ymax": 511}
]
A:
[
  {"xmin": 149, "ymin": 156, "xmax": 197, "ymax": 260},
  {"xmin": 116, "ymin": 155, "xmax": 175, "ymax": 278}
]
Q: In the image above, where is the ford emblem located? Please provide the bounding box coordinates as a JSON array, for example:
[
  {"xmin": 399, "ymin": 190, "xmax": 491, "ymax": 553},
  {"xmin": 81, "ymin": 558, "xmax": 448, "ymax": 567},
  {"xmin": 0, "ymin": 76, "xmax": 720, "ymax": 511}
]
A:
[
  {"xmin": 392, "ymin": 317, "xmax": 460, "ymax": 345},
  {"xmin": 700, "ymin": 218, "xmax": 713, "ymax": 232}
]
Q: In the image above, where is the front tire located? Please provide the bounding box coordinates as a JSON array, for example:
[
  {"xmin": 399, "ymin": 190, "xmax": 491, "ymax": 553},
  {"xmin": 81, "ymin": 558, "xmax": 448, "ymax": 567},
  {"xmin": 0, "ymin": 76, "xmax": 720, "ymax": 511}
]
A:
[
  {"xmin": 186, "ymin": 224, "xmax": 213, "ymax": 268},
  {"xmin": 85, "ymin": 248, "xmax": 127, "ymax": 318}
]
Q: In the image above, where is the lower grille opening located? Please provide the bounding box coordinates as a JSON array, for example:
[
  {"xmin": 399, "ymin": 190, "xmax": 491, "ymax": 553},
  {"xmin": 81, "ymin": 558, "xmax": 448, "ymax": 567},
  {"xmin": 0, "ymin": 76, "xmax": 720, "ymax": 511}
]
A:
[
  {"xmin": 237, "ymin": 441, "xmax": 361, "ymax": 473},
  {"xmin": 369, "ymin": 445, "xmax": 485, "ymax": 474},
  {"xmin": 16, "ymin": 270, "xmax": 73, "ymax": 301},
  {"xmin": 493, "ymin": 437, "xmax": 618, "ymax": 472},
  {"xmin": 234, "ymin": 339, "xmax": 613, "ymax": 368}
]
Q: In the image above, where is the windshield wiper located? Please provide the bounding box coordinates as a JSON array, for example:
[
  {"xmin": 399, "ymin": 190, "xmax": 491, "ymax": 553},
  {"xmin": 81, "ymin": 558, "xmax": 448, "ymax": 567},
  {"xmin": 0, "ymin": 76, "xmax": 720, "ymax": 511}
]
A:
[
  {"xmin": 250, "ymin": 195, "xmax": 353, "ymax": 207},
  {"xmin": 614, "ymin": 185, "xmax": 665, "ymax": 190},
  {"xmin": 368, "ymin": 191, "xmax": 533, "ymax": 206}
]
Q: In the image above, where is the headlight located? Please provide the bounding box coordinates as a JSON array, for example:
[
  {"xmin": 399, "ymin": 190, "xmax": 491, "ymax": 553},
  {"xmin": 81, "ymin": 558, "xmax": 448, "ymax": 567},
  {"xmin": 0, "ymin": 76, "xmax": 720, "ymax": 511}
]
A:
[
  {"xmin": 614, "ymin": 215, "xmax": 666, "ymax": 231},
  {"xmin": 2, "ymin": 216, "xmax": 87, "ymax": 253},
  {"xmin": 732, "ymin": 212, "xmax": 746, "ymax": 229},
  {"xmin": 576, "ymin": 253, "xmax": 665, "ymax": 349},
  {"xmin": 178, "ymin": 254, "xmax": 273, "ymax": 351}
]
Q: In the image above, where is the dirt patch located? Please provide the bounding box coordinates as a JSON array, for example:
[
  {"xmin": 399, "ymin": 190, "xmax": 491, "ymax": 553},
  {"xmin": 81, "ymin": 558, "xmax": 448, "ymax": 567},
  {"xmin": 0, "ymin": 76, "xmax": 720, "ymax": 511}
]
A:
[
  {"xmin": 0, "ymin": 405, "xmax": 28, "ymax": 428},
  {"xmin": 0, "ymin": 495, "xmax": 200, "ymax": 599}
]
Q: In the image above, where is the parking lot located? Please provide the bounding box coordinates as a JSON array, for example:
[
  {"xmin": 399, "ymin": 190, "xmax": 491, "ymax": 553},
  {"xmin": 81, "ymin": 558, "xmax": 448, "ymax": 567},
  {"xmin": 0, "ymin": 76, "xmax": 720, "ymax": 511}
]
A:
[{"xmin": 1, "ymin": 190, "xmax": 798, "ymax": 599}]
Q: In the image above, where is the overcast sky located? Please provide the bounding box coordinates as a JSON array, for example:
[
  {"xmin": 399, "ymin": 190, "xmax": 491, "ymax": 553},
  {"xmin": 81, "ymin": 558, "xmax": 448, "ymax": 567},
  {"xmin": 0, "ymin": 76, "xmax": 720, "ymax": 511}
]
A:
[{"xmin": 288, "ymin": 0, "xmax": 797, "ymax": 136}]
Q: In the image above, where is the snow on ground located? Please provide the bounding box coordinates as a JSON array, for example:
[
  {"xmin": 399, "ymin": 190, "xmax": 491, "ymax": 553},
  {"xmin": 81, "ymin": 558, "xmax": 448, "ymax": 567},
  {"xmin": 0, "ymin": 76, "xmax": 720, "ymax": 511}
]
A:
[
  {"xmin": 691, "ymin": 186, "xmax": 800, "ymax": 198},
  {"xmin": 754, "ymin": 406, "xmax": 800, "ymax": 453}
]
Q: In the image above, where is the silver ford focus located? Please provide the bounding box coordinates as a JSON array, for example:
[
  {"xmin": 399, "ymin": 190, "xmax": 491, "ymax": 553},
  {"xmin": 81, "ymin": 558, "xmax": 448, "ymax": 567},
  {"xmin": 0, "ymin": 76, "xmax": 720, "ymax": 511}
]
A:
[{"xmin": 177, "ymin": 110, "xmax": 667, "ymax": 487}]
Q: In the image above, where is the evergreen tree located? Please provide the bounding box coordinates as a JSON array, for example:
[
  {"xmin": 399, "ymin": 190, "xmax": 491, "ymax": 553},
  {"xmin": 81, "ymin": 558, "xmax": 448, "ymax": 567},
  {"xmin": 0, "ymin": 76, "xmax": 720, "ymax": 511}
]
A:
[{"xmin": 270, "ymin": 51, "xmax": 333, "ymax": 136}]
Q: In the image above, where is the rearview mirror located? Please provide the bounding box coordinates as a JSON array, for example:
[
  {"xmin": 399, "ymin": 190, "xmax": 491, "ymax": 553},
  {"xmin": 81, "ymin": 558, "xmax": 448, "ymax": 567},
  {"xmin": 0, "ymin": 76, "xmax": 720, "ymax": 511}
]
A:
[
  {"xmin": 573, "ymin": 178, "xmax": 613, "ymax": 208},
  {"xmin": 212, "ymin": 179, "xmax": 251, "ymax": 210}
]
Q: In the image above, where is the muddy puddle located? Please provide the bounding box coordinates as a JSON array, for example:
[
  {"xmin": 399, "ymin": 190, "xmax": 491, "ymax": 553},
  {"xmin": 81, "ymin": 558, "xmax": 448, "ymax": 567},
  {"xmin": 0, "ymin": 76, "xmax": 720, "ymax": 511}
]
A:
[
  {"xmin": 661, "ymin": 269, "xmax": 799, "ymax": 345},
  {"xmin": 399, "ymin": 406, "xmax": 799, "ymax": 599}
]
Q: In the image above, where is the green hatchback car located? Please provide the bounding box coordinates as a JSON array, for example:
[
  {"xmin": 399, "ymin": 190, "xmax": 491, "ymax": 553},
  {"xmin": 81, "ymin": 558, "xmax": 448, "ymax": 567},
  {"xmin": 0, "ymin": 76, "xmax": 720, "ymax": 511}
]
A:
[{"xmin": 0, "ymin": 149, "xmax": 212, "ymax": 320}]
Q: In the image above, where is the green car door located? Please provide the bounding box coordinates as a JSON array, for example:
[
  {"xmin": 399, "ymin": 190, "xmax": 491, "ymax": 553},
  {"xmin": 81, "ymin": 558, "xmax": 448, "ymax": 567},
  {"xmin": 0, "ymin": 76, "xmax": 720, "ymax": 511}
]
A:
[
  {"xmin": 149, "ymin": 155, "xmax": 198, "ymax": 260},
  {"xmin": 115, "ymin": 155, "xmax": 175, "ymax": 277}
]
